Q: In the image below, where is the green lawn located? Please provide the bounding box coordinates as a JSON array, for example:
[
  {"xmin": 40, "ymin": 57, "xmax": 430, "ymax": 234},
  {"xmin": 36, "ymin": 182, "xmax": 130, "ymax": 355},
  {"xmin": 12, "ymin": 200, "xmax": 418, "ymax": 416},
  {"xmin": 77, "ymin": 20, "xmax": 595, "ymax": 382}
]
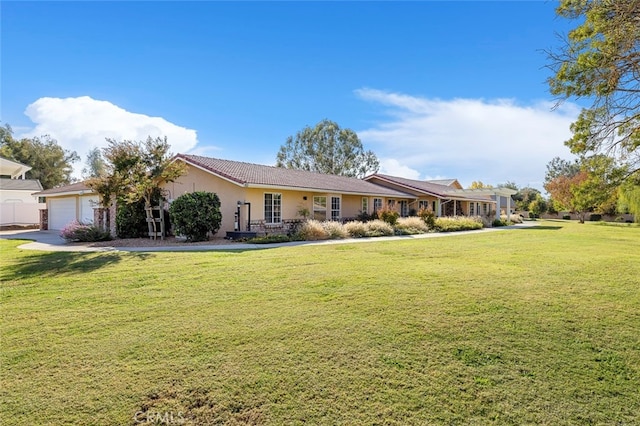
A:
[{"xmin": 1, "ymin": 220, "xmax": 639, "ymax": 425}]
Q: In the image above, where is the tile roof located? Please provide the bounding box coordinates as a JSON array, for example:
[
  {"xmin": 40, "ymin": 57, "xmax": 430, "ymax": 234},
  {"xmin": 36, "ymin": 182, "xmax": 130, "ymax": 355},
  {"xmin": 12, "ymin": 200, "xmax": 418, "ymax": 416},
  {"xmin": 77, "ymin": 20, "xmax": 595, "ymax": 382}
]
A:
[
  {"xmin": 365, "ymin": 174, "xmax": 454, "ymax": 197},
  {"xmin": 177, "ymin": 154, "xmax": 415, "ymax": 198},
  {"xmin": 426, "ymin": 179, "xmax": 459, "ymax": 187},
  {"xmin": 0, "ymin": 178, "xmax": 43, "ymax": 191},
  {"xmin": 34, "ymin": 181, "xmax": 93, "ymax": 196},
  {"xmin": 366, "ymin": 174, "xmax": 494, "ymax": 202}
]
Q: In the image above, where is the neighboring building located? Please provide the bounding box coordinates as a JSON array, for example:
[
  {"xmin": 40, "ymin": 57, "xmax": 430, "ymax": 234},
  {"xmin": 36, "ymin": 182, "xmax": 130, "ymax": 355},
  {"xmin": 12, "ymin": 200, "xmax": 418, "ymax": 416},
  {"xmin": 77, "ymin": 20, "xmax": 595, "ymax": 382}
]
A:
[
  {"xmin": 0, "ymin": 157, "xmax": 45, "ymax": 226},
  {"xmin": 33, "ymin": 182, "xmax": 98, "ymax": 230}
]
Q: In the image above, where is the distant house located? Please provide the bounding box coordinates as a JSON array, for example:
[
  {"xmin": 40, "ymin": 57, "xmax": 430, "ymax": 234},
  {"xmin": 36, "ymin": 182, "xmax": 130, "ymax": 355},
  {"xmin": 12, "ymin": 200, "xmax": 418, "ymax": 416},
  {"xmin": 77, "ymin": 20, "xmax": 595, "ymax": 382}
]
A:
[
  {"xmin": 0, "ymin": 157, "xmax": 45, "ymax": 227},
  {"xmin": 33, "ymin": 182, "xmax": 98, "ymax": 230}
]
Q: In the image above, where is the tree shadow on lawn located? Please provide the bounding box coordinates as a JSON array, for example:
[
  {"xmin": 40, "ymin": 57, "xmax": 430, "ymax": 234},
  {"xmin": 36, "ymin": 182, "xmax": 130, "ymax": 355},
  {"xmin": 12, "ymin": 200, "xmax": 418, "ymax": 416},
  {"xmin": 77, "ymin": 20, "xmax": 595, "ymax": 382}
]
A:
[
  {"xmin": 520, "ymin": 225, "xmax": 563, "ymax": 230},
  {"xmin": 1, "ymin": 250, "xmax": 152, "ymax": 280}
]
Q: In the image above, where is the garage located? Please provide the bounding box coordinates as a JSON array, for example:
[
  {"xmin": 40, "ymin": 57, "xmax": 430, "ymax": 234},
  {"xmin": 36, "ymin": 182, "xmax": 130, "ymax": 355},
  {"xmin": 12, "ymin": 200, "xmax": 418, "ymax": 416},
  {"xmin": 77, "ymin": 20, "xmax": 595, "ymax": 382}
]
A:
[{"xmin": 49, "ymin": 198, "xmax": 77, "ymax": 230}]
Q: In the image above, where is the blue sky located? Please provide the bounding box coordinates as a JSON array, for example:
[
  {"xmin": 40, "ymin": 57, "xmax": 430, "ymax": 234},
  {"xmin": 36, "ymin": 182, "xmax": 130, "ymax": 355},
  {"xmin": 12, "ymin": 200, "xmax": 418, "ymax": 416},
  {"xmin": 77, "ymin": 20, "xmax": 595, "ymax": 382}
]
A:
[{"xmin": 2, "ymin": 1, "xmax": 581, "ymax": 190}]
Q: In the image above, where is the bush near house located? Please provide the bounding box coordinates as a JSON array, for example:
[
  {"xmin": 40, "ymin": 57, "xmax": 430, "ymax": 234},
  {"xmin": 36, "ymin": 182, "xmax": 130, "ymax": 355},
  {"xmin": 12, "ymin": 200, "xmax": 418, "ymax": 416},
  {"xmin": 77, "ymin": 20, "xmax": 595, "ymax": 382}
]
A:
[
  {"xmin": 394, "ymin": 216, "xmax": 429, "ymax": 234},
  {"xmin": 60, "ymin": 221, "xmax": 111, "ymax": 242},
  {"xmin": 168, "ymin": 191, "xmax": 222, "ymax": 242},
  {"xmin": 434, "ymin": 216, "xmax": 484, "ymax": 232},
  {"xmin": 253, "ymin": 214, "xmax": 491, "ymax": 244}
]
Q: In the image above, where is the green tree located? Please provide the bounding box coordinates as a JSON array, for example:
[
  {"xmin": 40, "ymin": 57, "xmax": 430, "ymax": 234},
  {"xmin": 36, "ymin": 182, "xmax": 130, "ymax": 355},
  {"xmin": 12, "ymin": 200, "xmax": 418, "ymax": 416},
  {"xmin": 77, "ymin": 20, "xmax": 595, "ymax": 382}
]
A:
[
  {"xmin": 81, "ymin": 147, "xmax": 107, "ymax": 179},
  {"xmin": 0, "ymin": 124, "xmax": 79, "ymax": 189},
  {"xmin": 513, "ymin": 187, "xmax": 542, "ymax": 212},
  {"xmin": 276, "ymin": 119, "xmax": 379, "ymax": 178},
  {"xmin": 547, "ymin": 0, "xmax": 639, "ymax": 186},
  {"xmin": 86, "ymin": 136, "xmax": 187, "ymax": 233},
  {"xmin": 545, "ymin": 155, "xmax": 622, "ymax": 222},
  {"xmin": 528, "ymin": 194, "xmax": 548, "ymax": 218},
  {"xmin": 618, "ymin": 178, "xmax": 640, "ymax": 222}
]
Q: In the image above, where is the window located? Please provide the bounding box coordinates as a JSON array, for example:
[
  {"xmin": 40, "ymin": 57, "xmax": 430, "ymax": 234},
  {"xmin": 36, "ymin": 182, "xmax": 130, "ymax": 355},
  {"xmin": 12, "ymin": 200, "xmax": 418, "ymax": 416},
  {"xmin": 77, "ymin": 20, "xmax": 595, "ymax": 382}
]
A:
[
  {"xmin": 483, "ymin": 203, "xmax": 488, "ymax": 215},
  {"xmin": 313, "ymin": 196, "xmax": 327, "ymax": 221},
  {"xmin": 373, "ymin": 198, "xmax": 383, "ymax": 213},
  {"xmin": 470, "ymin": 202, "xmax": 475, "ymax": 216},
  {"xmin": 331, "ymin": 196, "xmax": 341, "ymax": 221},
  {"xmin": 387, "ymin": 199, "xmax": 396, "ymax": 208},
  {"xmin": 433, "ymin": 201, "xmax": 437, "ymax": 212},
  {"xmin": 264, "ymin": 193, "xmax": 282, "ymax": 223},
  {"xmin": 418, "ymin": 200, "xmax": 429, "ymax": 210},
  {"xmin": 361, "ymin": 197, "xmax": 369, "ymax": 214},
  {"xmin": 399, "ymin": 200, "xmax": 408, "ymax": 217}
]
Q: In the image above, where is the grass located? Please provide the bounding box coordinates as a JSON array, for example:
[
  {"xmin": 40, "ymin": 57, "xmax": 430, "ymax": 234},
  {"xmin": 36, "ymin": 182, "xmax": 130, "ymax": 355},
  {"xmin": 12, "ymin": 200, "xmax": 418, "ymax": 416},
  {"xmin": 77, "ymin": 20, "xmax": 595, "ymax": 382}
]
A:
[{"xmin": 1, "ymin": 220, "xmax": 639, "ymax": 425}]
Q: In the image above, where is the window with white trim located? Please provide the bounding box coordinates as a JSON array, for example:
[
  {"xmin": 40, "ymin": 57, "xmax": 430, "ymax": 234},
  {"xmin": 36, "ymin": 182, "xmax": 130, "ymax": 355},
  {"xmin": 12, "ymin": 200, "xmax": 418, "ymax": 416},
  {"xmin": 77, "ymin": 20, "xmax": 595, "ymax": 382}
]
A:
[
  {"xmin": 313, "ymin": 196, "xmax": 327, "ymax": 221},
  {"xmin": 418, "ymin": 200, "xmax": 429, "ymax": 210},
  {"xmin": 361, "ymin": 197, "xmax": 369, "ymax": 214},
  {"xmin": 331, "ymin": 196, "xmax": 341, "ymax": 221},
  {"xmin": 388, "ymin": 199, "xmax": 396, "ymax": 208},
  {"xmin": 264, "ymin": 193, "xmax": 282, "ymax": 223},
  {"xmin": 373, "ymin": 198, "xmax": 383, "ymax": 213},
  {"xmin": 470, "ymin": 202, "xmax": 475, "ymax": 216}
]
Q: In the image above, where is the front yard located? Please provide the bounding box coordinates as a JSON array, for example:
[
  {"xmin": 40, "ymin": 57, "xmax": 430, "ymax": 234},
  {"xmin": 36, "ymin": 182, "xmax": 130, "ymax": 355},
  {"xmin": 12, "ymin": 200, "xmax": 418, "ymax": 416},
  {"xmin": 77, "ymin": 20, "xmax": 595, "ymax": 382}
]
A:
[{"xmin": 1, "ymin": 220, "xmax": 639, "ymax": 425}]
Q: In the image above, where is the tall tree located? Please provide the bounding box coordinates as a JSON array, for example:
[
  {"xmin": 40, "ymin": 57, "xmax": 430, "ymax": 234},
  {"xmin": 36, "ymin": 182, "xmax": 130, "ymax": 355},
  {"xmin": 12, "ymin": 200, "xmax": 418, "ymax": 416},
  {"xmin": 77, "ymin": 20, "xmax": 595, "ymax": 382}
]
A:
[
  {"xmin": 0, "ymin": 124, "xmax": 79, "ymax": 189},
  {"xmin": 81, "ymin": 147, "xmax": 107, "ymax": 179},
  {"xmin": 276, "ymin": 119, "xmax": 380, "ymax": 178},
  {"xmin": 544, "ymin": 155, "xmax": 622, "ymax": 222},
  {"xmin": 547, "ymin": 0, "xmax": 640, "ymax": 183}
]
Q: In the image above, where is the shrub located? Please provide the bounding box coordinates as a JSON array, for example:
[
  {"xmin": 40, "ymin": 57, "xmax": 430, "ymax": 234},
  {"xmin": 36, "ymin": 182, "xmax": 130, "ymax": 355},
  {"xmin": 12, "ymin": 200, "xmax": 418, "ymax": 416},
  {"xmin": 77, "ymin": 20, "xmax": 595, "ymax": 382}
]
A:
[
  {"xmin": 562, "ymin": 215, "xmax": 571, "ymax": 220},
  {"xmin": 394, "ymin": 217, "xmax": 429, "ymax": 235},
  {"xmin": 116, "ymin": 199, "xmax": 148, "ymax": 238},
  {"xmin": 248, "ymin": 234, "xmax": 292, "ymax": 244},
  {"xmin": 492, "ymin": 218, "xmax": 508, "ymax": 227},
  {"xmin": 377, "ymin": 205, "xmax": 399, "ymax": 225},
  {"xmin": 590, "ymin": 214, "xmax": 602, "ymax": 221},
  {"xmin": 60, "ymin": 221, "xmax": 111, "ymax": 242},
  {"xmin": 297, "ymin": 219, "xmax": 328, "ymax": 241},
  {"xmin": 435, "ymin": 216, "xmax": 483, "ymax": 232},
  {"xmin": 322, "ymin": 221, "xmax": 349, "ymax": 239},
  {"xmin": 355, "ymin": 211, "xmax": 374, "ymax": 222},
  {"xmin": 344, "ymin": 221, "xmax": 368, "ymax": 238},
  {"xmin": 169, "ymin": 191, "xmax": 222, "ymax": 242},
  {"xmin": 364, "ymin": 219, "xmax": 394, "ymax": 237},
  {"xmin": 505, "ymin": 214, "xmax": 523, "ymax": 224},
  {"xmin": 528, "ymin": 211, "xmax": 537, "ymax": 219},
  {"xmin": 418, "ymin": 208, "xmax": 436, "ymax": 229}
]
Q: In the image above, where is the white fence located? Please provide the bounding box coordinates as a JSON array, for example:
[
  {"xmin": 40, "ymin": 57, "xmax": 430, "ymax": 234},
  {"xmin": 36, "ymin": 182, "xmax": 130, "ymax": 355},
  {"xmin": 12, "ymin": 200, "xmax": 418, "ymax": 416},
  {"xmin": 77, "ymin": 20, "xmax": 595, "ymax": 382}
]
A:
[{"xmin": 0, "ymin": 202, "xmax": 45, "ymax": 226}]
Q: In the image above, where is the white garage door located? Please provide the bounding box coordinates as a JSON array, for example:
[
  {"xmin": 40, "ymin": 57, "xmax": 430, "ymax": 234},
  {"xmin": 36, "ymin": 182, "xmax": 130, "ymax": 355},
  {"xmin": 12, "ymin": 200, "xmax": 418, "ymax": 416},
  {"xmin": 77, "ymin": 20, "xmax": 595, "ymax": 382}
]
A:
[{"xmin": 49, "ymin": 198, "xmax": 77, "ymax": 230}]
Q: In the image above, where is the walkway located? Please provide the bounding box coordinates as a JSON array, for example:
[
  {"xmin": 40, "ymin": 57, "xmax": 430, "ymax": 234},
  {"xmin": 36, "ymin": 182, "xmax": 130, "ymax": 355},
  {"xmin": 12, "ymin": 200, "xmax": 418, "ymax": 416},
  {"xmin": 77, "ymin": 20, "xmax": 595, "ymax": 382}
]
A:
[{"xmin": 0, "ymin": 221, "xmax": 540, "ymax": 253}]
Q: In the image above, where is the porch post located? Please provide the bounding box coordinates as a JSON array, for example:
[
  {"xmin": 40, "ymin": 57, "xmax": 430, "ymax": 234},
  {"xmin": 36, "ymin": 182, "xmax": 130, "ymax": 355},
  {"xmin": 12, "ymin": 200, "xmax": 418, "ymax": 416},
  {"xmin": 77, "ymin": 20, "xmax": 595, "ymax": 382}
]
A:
[
  {"xmin": 495, "ymin": 195, "xmax": 501, "ymax": 220},
  {"xmin": 436, "ymin": 199, "xmax": 441, "ymax": 217},
  {"xmin": 506, "ymin": 196, "xmax": 511, "ymax": 222}
]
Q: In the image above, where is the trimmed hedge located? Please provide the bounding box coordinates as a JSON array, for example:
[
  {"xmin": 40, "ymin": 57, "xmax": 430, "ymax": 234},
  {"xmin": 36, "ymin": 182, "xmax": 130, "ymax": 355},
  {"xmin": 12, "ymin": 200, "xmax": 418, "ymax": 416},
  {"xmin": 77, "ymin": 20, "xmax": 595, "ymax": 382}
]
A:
[{"xmin": 169, "ymin": 192, "xmax": 222, "ymax": 242}]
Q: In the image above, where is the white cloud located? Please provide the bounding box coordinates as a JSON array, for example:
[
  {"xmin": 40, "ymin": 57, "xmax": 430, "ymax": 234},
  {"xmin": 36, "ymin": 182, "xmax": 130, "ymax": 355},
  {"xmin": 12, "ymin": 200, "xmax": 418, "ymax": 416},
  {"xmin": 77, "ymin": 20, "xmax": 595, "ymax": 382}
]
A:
[
  {"xmin": 19, "ymin": 96, "xmax": 200, "ymax": 177},
  {"xmin": 355, "ymin": 88, "xmax": 579, "ymax": 190}
]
